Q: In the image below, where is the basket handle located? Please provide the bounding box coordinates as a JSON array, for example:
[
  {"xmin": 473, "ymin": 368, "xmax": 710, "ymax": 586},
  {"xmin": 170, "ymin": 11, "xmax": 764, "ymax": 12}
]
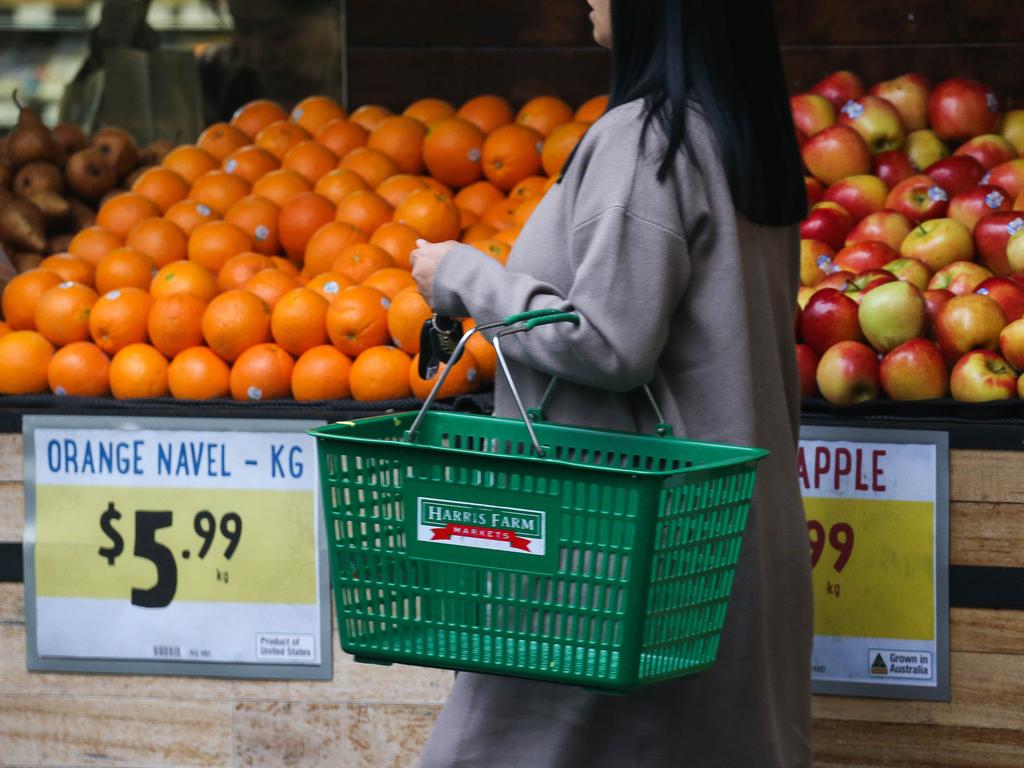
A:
[{"xmin": 533, "ymin": 378, "xmax": 674, "ymax": 437}]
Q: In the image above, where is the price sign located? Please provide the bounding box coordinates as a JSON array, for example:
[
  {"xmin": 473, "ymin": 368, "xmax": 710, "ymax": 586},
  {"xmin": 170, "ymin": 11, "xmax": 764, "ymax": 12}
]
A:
[
  {"xmin": 23, "ymin": 416, "xmax": 331, "ymax": 680},
  {"xmin": 799, "ymin": 426, "xmax": 950, "ymax": 701}
]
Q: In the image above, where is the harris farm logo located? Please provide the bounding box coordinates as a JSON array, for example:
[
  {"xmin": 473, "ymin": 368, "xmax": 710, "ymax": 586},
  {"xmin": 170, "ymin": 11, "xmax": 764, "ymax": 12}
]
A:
[{"xmin": 417, "ymin": 498, "xmax": 546, "ymax": 556}]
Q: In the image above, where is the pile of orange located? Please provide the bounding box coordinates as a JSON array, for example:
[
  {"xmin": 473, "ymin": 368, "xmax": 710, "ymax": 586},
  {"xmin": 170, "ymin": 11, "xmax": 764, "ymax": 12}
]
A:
[{"xmin": 0, "ymin": 92, "xmax": 606, "ymax": 401}]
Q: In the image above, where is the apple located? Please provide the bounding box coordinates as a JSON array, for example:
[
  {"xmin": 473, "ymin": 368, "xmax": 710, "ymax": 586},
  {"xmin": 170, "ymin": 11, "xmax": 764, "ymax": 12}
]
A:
[
  {"xmin": 880, "ymin": 338, "xmax": 949, "ymax": 400},
  {"xmin": 801, "ymin": 203, "xmax": 854, "ymax": 251},
  {"xmin": 975, "ymin": 277, "xmax": 1024, "ymax": 323},
  {"xmin": 1003, "ymin": 229, "xmax": 1024, "ymax": 274},
  {"xmin": 800, "ymin": 287, "xmax": 865, "ymax": 356},
  {"xmin": 976, "ymin": 212, "xmax": 1024, "ymax": 275},
  {"xmin": 802, "ymin": 125, "xmax": 872, "ymax": 186},
  {"xmin": 999, "ymin": 109, "xmax": 1024, "ymax": 154},
  {"xmin": 790, "ymin": 93, "xmax": 836, "ymax": 137},
  {"xmin": 805, "ymin": 176, "xmax": 826, "ymax": 207},
  {"xmin": 811, "ymin": 70, "xmax": 866, "ymax": 110},
  {"xmin": 817, "ymin": 270, "xmax": 856, "ymax": 292},
  {"xmin": 838, "ymin": 95, "xmax": 906, "ymax": 154},
  {"xmin": 905, "ymin": 129, "xmax": 949, "ymax": 171},
  {"xmin": 923, "ymin": 155, "xmax": 985, "ymax": 196},
  {"xmin": 833, "ymin": 241, "xmax": 898, "ymax": 273},
  {"xmin": 983, "ymin": 159, "xmax": 1024, "ymax": 199},
  {"xmin": 858, "ymin": 280, "xmax": 926, "ymax": 352},
  {"xmin": 928, "ymin": 78, "xmax": 1000, "ymax": 143},
  {"xmin": 816, "ymin": 340, "xmax": 880, "ymax": 405},
  {"xmin": 1014, "ymin": 189, "xmax": 1024, "ymax": 211},
  {"xmin": 796, "ymin": 343, "xmax": 821, "ymax": 397},
  {"xmin": 885, "ymin": 174, "xmax": 949, "ymax": 223},
  {"xmin": 870, "ymin": 73, "xmax": 931, "ymax": 132},
  {"xmin": 928, "ymin": 261, "xmax": 994, "ymax": 296},
  {"xmin": 846, "ymin": 269, "xmax": 897, "ymax": 301},
  {"xmin": 800, "ymin": 239, "xmax": 834, "ymax": 287},
  {"xmin": 873, "ymin": 150, "xmax": 916, "ymax": 187},
  {"xmin": 924, "ymin": 289, "xmax": 954, "ymax": 338},
  {"xmin": 934, "ymin": 293, "xmax": 1006, "ymax": 362},
  {"xmin": 998, "ymin": 318, "xmax": 1024, "ymax": 370},
  {"xmin": 797, "ymin": 285, "xmax": 817, "ymax": 309},
  {"xmin": 824, "ymin": 174, "xmax": 888, "ymax": 223},
  {"xmin": 954, "ymin": 134, "xmax": 1018, "ymax": 171},
  {"xmin": 846, "ymin": 210, "xmax": 913, "ymax": 250},
  {"xmin": 899, "ymin": 217, "xmax": 974, "ymax": 270},
  {"xmin": 884, "ymin": 257, "xmax": 933, "ymax": 290},
  {"xmin": 950, "ymin": 350, "xmax": 1017, "ymax": 402},
  {"xmin": 948, "ymin": 184, "xmax": 1012, "ymax": 232}
]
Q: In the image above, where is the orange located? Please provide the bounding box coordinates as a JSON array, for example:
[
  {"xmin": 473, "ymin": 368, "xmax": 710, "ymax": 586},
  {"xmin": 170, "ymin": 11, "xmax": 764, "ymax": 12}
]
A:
[
  {"xmin": 150, "ymin": 260, "xmax": 217, "ymax": 302},
  {"xmin": 201, "ymin": 289, "xmax": 271, "ymax": 361},
  {"xmin": 222, "ymin": 144, "xmax": 279, "ymax": 183},
  {"xmin": 292, "ymin": 345, "xmax": 352, "ymax": 400},
  {"xmin": 95, "ymin": 248, "xmax": 155, "ymax": 294},
  {"xmin": 422, "ymin": 118, "xmax": 485, "ymax": 187},
  {"xmin": 270, "ymin": 256, "xmax": 299, "ymax": 276},
  {"xmin": 409, "ymin": 349, "xmax": 480, "ymax": 399},
  {"xmin": 472, "ymin": 238, "xmax": 512, "ymax": 265},
  {"xmin": 244, "ymin": 268, "xmax": 300, "ymax": 309},
  {"xmin": 349, "ymin": 104, "xmax": 394, "ymax": 132},
  {"xmin": 126, "ymin": 217, "xmax": 188, "ymax": 267},
  {"xmin": 462, "ymin": 222, "xmax": 498, "ymax": 243},
  {"xmin": 216, "ymin": 253, "xmax": 276, "ymax": 292},
  {"xmin": 394, "ymin": 189, "xmax": 461, "ymax": 242},
  {"xmin": 68, "ymin": 226, "xmax": 123, "ymax": 265},
  {"xmin": 130, "ymin": 166, "xmax": 190, "ymax": 213},
  {"xmin": 38, "ymin": 254, "xmax": 95, "ymax": 286},
  {"xmin": 516, "ymin": 95, "xmax": 574, "ymax": 138},
  {"xmin": 291, "ymin": 95, "xmax": 346, "ymax": 134},
  {"xmin": 197, "ymin": 122, "xmax": 250, "ymax": 161},
  {"xmin": 420, "ymin": 176, "xmax": 454, "ymax": 198},
  {"xmin": 462, "ymin": 318, "xmax": 497, "ymax": 381},
  {"xmin": 168, "ymin": 346, "xmax": 231, "ymax": 400},
  {"xmin": 252, "ymin": 168, "xmax": 313, "ymax": 207},
  {"xmin": 481, "ymin": 197, "xmax": 519, "ymax": 231},
  {"xmin": 224, "ymin": 195, "xmax": 280, "ymax": 255},
  {"xmin": 575, "ymin": 95, "xmax": 609, "ymax": 124},
  {"xmin": 482, "ymin": 124, "xmax": 544, "ymax": 190},
  {"xmin": 331, "ymin": 243, "xmax": 395, "ymax": 284},
  {"xmin": 303, "ymin": 221, "xmax": 368, "ymax": 277},
  {"xmin": 109, "ymin": 343, "xmax": 169, "ymax": 398},
  {"xmin": 255, "ymin": 120, "xmax": 311, "ymax": 160},
  {"xmin": 362, "ymin": 267, "xmax": 416, "ymax": 299},
  {"xmin": 325, "ymin": 285, "xmax": 392, "ymax": 356},
  {"xmin": 335, "ymin": 190, "xmax": 393, "ymax": 235},
  {"xmin": 509, "ymin": 175, "xmax": 549, "ymax": 202},
  {"xmin": 148, "ymin": 292, "xmax": 207, "ymax": 357},
  {"xmin": 96, "ymin": 192, "xmax": 159, "ymax": 238},
  {"xmin": 386, "ymin": 286, "xmax": 432, "ymax": 354},
  {"xmin": 495, "ymin": 226, "xmax": 521, "ymax": 245},
  {"xmin": 349, "ymin": 345, "xmax": 412, "ymax": 401},
  {"xmin": 230, "ymin": 343, "xmax": 294, "ymax": 401},
  {"xmin": 459, "ymin": 207, "xmax": 479, "ymax": 229},
  {"xmin": 35, "ymin": 281, "xmax": 98, "ymax": 346},
  {"xmin": 454, "ymin": 180, "xmax": 505, "ymax": 217},
  {"xmin": 1, "ymin": 269, "xmax": 62, "ymax": 330},
  {"xmin": 48, "ymin": 341, "xmax": 110, "ymax": 396},
  {"xmin": 270, "ymin": 287, "xmax": 328, "ymax": 355},
  {"xmin": 457, "ymin": 94, "xmax": 514, "ymax": 135},
  {"xmin": 189, "ymin": 170, "xmax": 251, "ymax": 215},
  {"xmin": 278, "ymin": 192, "xmax": 337, "ymax": 261},
  {"xmin": 315, "ymin": 119, "xmax": 368, "ymax": 159},
  {"xmin": 306, "ymin": 272, "xmax": 355, "ymax": 302},
  {"xmin": 370, "ymin": 221, "xmax": 420, "ymax": 269},
  {"xmin": 314, "ymin": 168, "xmax": 369, "ymax": 205},
  {"xmin": 164, "ymin": 199, "xmax": 220, "ymax": 235},
  {"xmin": 367, "ymin": 116, "xmax": 428, "ymax": 175},
  {"xmin": 541, "ymin": 121, "xmax": 588, "ymax": 177},
  {"xmin": 282, "ymin": 140, "xmax": 339, "ymax": 183},
  {"xmin": 162, "ymin": 145, "xmax": 219, "ymax": 185},
  {"xmin": 339, "ymin": 147, "xmax": 399, "ymax": 189},
  {"xmin": 0, "ymin": 322, "xmax": 9, "ymax": 339},
  {"xmin": 404, "ymin": 98, "xmax": 456, "ymax": 127},
  {"xmin": 187, "ymin": 220, "xmax": 254, "ymax": 273},
  {"xmin": 514, "ymin": 195, "xmax": 542, "ymax": 227},
  {"xmin": 231, "ymin": 98, "xmax": 289, "ymax": 139},
  {"xmin": 376, "ymin": 174, "xmax": 427, "ymax": 208},
  {"xmin": 88, "ymin": 286, "xmax": 152, "ymax": 354},
  {"xmin": 0, "ymin": 331, "xmax": 54, "ymax": 393}
]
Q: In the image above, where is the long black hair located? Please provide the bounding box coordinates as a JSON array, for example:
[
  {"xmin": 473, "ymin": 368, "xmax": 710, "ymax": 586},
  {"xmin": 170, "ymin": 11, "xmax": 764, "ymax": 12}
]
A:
[{"xmin": 607, "ymin": 0, "xmax": 805, "ymax": 226}]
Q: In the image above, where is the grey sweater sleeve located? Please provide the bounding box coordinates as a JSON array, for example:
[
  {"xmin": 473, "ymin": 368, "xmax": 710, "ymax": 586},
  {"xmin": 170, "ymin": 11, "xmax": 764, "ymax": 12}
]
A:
[{"xmin": 431, "ymin": 206, "xmax": 690, "ymax": 392}]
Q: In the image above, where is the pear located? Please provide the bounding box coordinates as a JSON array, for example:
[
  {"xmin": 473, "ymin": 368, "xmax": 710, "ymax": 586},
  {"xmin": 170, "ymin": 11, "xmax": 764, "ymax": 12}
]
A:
[
  {"xmin": 51, "ymin": 122, "xmax": 88, "ymax": 157},
  {"xmin": 68, "ymin": 198, "xmax": 96, "ymax": 230},
  {"xmin": 13, "ymin": 252, "xmax": 43, "ymax": 273},
  {"xmin": 46, "ymin": 233, "xmax": 74, "ymax": 255},
  {"xmin": 6, "ymin": 90, "xmax": 61, "ymax": 168},
  {"xmin": 27, "ymin": 190, "xmax": 71, "ymax": 222},
  {"xmin": 140, "ymin": 138, "xmax": 174, "ymax": 166},
  {"xmin": 13, "ymin": 161, "xmax": 63, "ymax": 198},
  {"xmin": 91, "ymin": 126, "xmax": 139, "ymax": 177},
  {"xmin": 66, "ymin": 147, "xmax": 117, "ymax": 201},
  {"xmin": 0, "ymin": 161, "xmax": 10, "ymax": 191},
  {"xmin": 0, "ymin": 197, "xmax": 46, "ymax": 252}
]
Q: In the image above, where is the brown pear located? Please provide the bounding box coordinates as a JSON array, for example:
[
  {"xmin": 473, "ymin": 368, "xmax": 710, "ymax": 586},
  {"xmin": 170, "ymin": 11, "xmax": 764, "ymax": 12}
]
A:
[
  {"xmin": 14, "ymin": 161, "xmax": 63, "ymax": 198},
  {"xmin": 91, "ymin": 126, "xmax": 139, "ymax": 177},
  {"xmin": 51, "ymin": 122, "xmax": 88, "ymax": 156},
  {"xmin": 46, "ymin": 233, "xmax": 74, "ymax": 255},
  {"xmin": 68, "ymin": 198, "xmax": 96, "ymax": 230},
  {"xmin": 6, "ymin": 90, "xmax": 61, "ymax": 168},
  {"xmin": 0, "ymin": 198, "xmax": 47, "ymax": 252},
  {"xmin": 0, "ymin": 161, "xmax": 10, "ymax": 191},
  {"xmin": 66, "ymin": 147, "xmax": 117, "ymax": 201},
  {"xmin": 140, "ymin": 139, "xmax": 175, "ymax": 166},
  {"xmin": 27, "ymin": 191, "xmax": 71, "ymax": 222},
  {"xmin": 13, "ymin": 252, "xmax": 43, "ymax": 273}
]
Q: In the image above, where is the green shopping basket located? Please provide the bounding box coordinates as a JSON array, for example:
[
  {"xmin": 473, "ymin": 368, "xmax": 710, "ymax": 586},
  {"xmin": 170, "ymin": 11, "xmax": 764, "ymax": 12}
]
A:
[{"xmin": 310, "ymin": 308, "xmax": 768, "ymax": 692}]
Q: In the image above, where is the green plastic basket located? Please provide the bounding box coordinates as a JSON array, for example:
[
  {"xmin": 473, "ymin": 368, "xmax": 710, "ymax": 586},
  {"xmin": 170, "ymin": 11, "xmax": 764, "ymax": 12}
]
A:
[{"xmin": 310, "ymin": 311, "xmax": 768, "ymax": 692}]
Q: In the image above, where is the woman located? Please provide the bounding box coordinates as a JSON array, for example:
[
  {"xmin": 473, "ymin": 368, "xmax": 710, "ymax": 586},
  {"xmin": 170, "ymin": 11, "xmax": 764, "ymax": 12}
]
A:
[{"xmin": 410, "ymin": 1, "xmax": 812, "ymax": 765}]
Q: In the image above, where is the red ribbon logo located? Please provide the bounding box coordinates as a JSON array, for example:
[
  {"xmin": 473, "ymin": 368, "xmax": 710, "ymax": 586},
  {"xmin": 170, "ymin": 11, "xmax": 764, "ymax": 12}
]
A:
[{"xmin": 430, "ymin": 523, "xmax": 532, "ymax": 551}]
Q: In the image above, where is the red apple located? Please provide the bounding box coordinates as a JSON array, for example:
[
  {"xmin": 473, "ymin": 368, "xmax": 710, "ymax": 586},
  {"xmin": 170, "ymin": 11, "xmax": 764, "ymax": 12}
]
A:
[
  {"xmin": 998, "ymin": 318, "xmax": 1024, "ymax": 370},
  {"xmin": 790, "ymin": 93, "xmax": 836, "ymax": 137},
  {"xmin": 983, "ymin": 159, "xmax": 1024, "ymax": 200},
  {"xmin": 870, "ymin": 73, "xmax": 932, "ymax": 132},
  {"xmin": 950, "ymin": 350, "xmax": 1017, "ymax": 402},
  {"xmin": 802, "ymin": 125, "xmax": 872, "ymax": 186},
  {"xmin": 923, "ymin": 289, "xmax": 954, "ymax": 338},
  {"xmin": 934, "ymin": 293, "xmax": 1006, "ymax": 362},
  {"xmin": 845, "ymin": 270, "xmax": 898, "ymax": 303},
  {"xmin": 884, "ymin": 175, "xmax": 949, "ymax": 223},
  {"xmin": 833, "ymin": 241, "xmax": 898, "ymax": 273},
  {"xmin": 884, "ymin": 257, "xmax": 933, "ymax": 290},
  {"xmin": 800, "ymin": 239, "xmax": 834, "ymax": 287},
  {"xmin": 839, "ymin": 95, "xmax": 906, "ymax": 155},
  {"xmin": 805, "ymin": 176, "xmax": 826, "ymax": 208},
  {"xmin": 880, "ymin": 338, "xmax": 949, "ymax": 400},
  {"xmin": 800, "ymin": 288, "xmax": 865, "ymax": 356},
  {"xmin": 811, "ymin": 70, "xmax": 866, "ymax": 111},
  {"xmin": 906, "ymin": 129, "xmax": 949, "ymax": 171},
  {"xmin": 975, "ymin": 212, "xmax": 1024, "ymax": 275},
  {"xmin": 948, "ymin": 184, "xmax": 1012, "ymax": 232},
  {"xmin": 858, "ymin": 280, "xmax": 927, "ymax": 352},
  {"xmin": 999, "ymin": 109, "xmax": 1024, "ymax": 154},
  {"xmin": 928, "ymin": 78, "xmax": 1000, "ymax": 143},
  {"xmin": 1005, "ymin": 229, "xmax": 1024, "ymax": 274},
  {"xmin": 899, "ymin": 217, "xmax": 974, "ymax": 270},
  {"xmin": 824, "ymin": 174, "xmax": 888, "ymax": 223},
  {"xmin": 817, "ymin": 270, "xmax": 856, "ymax": 292},
  {"xmin": 796, "ymin": 343, "xmax": 821, "ymax": 397},
  {"xmin": 873, "ymin": 150, "xmax": 916, "ymax": 187},
  {"xmin": 800, "ymin": 203, "xmax": 854, "ymax": 251},
  {"xmin": 975, "ymin": 277, "xmax": 1024, "ymax": 323},
  {"xmin": 954, "ymin": 134, "xmax": 1017, "ymax": 171},
  {"xmin": 816, "ymin": 340, "xmax": 881, "ymax": 405},
  {"xmin": 928, "ymin": 261, "xmax": 994, "ymax": 296},
  {"xmin": 923, "ymin": 155, "xmax": 985, "ymax": 197},
  {"xmin": 846, "ymin": 210, "xmax": 913, "ymax": 251}
]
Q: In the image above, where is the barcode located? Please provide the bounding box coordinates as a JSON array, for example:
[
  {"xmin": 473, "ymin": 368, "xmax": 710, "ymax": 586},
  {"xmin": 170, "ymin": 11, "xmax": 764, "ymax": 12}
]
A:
[{"xmin": 153, "ymin": 645, "xmax": 181, "ymax": 657}]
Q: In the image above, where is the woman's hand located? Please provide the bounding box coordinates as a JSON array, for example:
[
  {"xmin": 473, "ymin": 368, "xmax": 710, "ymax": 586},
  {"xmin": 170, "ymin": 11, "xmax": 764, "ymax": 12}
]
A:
[{"xmin": 410, "ymin": 239, "xmax": 458, "ymax": 307}]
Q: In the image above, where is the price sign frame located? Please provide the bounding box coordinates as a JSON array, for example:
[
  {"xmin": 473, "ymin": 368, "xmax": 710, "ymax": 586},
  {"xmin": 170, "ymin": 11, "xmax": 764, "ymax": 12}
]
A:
[
  {"xmin": 22, "ymin": 415, "xmax": 332, "ymax": 680},
  {"xmin": 800, "ymin": 425, "xmax": 950, "ymax": 701}
]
